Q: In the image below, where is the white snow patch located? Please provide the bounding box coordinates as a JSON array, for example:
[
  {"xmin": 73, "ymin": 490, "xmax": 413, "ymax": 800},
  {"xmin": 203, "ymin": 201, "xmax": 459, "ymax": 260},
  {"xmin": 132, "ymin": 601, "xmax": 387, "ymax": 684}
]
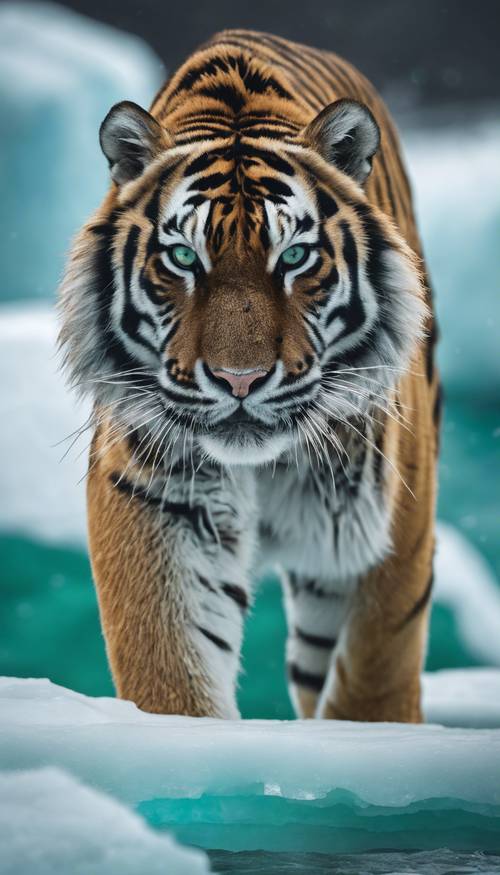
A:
[
  {"xmin": 435, "ymin": 522, "xmax": 500, "ymax": 666},
  {"xmin": 0, "ymin": 306, "xmax": 90, "ymax": 545},
  {"xmin": 1, "ymin": 676, "xmax": 500, "ymax": 809},
  {"xmin": 0, "ymin": 766, "xmax": 212, "ymax": 875},
  {"xmin": 423, "ymin": 669, "xmax": 500, "ymax": 729}
]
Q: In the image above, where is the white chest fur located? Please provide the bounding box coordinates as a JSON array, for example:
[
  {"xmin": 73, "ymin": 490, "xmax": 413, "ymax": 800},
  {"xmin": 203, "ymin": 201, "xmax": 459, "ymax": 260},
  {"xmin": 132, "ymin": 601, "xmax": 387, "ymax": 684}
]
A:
[{"xmin": 256, "ymin": 445, "xmax": 392, "ymax": 586}]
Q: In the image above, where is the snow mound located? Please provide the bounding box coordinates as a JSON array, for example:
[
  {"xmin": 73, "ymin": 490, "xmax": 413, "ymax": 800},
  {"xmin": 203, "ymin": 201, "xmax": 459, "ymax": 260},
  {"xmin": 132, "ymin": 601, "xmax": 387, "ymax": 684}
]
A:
[
  {"xmin": 0, "ymin": 307, "xmax": 90, "ymax": 545},
  {"xmin": 423, "ymin": 669, "xmax": 500, "ymax": 729},
  {"xmin": 0, "ymin": 766, "xmax": 212, "ymax": 875}
]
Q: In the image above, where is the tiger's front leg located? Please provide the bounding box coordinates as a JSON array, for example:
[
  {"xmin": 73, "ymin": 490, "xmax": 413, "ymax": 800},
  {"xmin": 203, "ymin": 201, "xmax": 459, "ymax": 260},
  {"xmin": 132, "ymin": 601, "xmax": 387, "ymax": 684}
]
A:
[
  {"xmin": 87, "ymin": 419, "xmax": 257, "ymax": 718},
  {"xmin": 282, "ymin": 571, "xmax": 351, "ymax": 718},
  {"xmin": 317, "ymin": 524, "xmax": 434, "ymax": 723}
]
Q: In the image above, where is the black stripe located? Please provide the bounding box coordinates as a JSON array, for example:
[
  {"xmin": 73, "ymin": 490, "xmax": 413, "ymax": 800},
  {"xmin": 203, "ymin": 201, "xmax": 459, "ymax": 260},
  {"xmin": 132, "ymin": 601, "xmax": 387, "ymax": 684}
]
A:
[
  {"xmin": 162, "ymin": 499, "xmax": 217, "ymax": 541},
  {"xmin": 197, "ymin": 626, "xmax": 232, "ymax": 652},
  {"xmin": 222, "ymin": 583, "xmax": 248, "ymax": 611},
  {"xmin": 241, "ymin": 144, "xmax": 295, "ymax": 176},
  {"xmin": 189, "ymin": 170, "xmax": 233, "ymax": 192},
  {"xmin": 198, "ymin": 81, "xmax": 246, "ymax": 113},
  {"xmin": 433, "ymin": 383, "xmax": 443, "ymax": 427},
  {"xmin": 174, "ymin": 56, "xmax": 232, "ymax": 93},
  {"xmin": 426, "ymin": 318, "xmax": 439, "ymax": 383},
  {"xmin": 296, "ymin": 628, "xmax": 337, "ymax": 649},
  {"xmin": 397, "ymin": 573, "xmax": 434, "ymax": 631},
  {"xmin": 159, "ymin": 386, "xmax": 214, "ymax": 407},
  {"xmin": 121, "ymin": 225, "xmax": 157, "ymax": 353},
  {"xmin": 108, "ymin": 475, "xmax": 220, "ymax": 543},
  {"xmin": 109, "ymin": 472, "xmax": 160, "ymax": 505},
  {"xmin": 325, "ymin": 221, "xmax": 365, "ymax": 338},
  {"xmin": 199, "ymin": 575, "xmax": 217, "ymax": 593},
  {"xmin": 263, "ymin": 379, "xmax": 319, "ymax": 404},
  {"xmin": 258, "ymin": 175, "xmax": 293, "ymax": 198},
  {"xmin": 316, "ymin": 187, "xmax": 339, "ymax": 219},
  {"xmin": 288, "ymin": 663, "xmax": 325, "ymax": 692},
  {"xmin": 93, "ymin": 209, "xmax": 150, "ymax": 379}
]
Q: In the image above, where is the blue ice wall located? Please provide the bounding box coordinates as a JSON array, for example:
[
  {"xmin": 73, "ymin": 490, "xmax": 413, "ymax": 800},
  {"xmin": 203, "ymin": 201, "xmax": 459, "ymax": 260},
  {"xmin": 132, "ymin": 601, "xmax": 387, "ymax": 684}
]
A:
[
  {"xmin": 0, "ymin": 2, "xmax": 164, "ymax": 303},
  {"xmin": 406, "ymin": 123, "xmax": 500, "ymax": 399}
]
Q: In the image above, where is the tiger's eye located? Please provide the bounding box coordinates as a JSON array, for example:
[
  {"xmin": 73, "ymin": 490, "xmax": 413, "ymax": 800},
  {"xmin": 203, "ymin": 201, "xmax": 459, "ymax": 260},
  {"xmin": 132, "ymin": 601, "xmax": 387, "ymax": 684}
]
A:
[
  {"xmin": 281, "ymin": 244, "xmax": 307, "ymax": 267},
  {"xmin": 170, "ymin": 245, "xmax": 198, "ymax": 269}
]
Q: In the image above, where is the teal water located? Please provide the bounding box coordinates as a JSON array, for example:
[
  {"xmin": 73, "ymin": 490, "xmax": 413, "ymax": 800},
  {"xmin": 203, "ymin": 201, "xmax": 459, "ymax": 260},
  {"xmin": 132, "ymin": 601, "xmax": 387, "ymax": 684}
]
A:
[
  {"xmin": 208, "ymin": 849, "xmax": 500, "ymax": 874},
  {"xmin": 137, "ymin": 791, "xmax": 500, "ymax": 854}
]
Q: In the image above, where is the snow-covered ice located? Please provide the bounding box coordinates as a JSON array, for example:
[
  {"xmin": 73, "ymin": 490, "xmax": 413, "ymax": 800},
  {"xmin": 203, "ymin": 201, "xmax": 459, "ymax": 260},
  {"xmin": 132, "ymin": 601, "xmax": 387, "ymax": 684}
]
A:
[
  {"xmin": 1, "ymin": 676, "xmax": 500, "ymax": 858},
  {"xmin": 0, "ymin": 767, "xmax": 211, "ymax": 875},
  {"xmin": 422, "ymin": 669, "xmax": 500, "ymax": 729},
  {"xmin": 1, "ymin": 675, "xmax": 500, "ymax": 809}
]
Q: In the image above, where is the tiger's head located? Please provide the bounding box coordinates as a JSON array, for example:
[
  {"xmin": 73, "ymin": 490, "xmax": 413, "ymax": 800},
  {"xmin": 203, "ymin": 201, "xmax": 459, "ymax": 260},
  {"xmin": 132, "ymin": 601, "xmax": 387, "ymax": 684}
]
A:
[{"xmin": 60, "ymin": 97, "xmax": 425, "ymax": 467}]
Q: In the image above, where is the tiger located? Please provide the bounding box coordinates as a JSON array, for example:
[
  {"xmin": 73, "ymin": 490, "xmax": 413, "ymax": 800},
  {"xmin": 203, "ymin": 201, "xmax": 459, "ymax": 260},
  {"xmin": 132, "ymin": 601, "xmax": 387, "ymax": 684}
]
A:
[{"xmin": 59, "ymin": 29, "xmax": 441, "ymax": 722}]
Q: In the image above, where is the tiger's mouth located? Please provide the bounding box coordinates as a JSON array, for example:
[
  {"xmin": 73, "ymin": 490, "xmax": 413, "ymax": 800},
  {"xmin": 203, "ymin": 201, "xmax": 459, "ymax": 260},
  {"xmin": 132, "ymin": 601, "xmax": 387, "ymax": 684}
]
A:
[
  {"xmin": 215, "ymin": 407, "xmax": 270, "ymax": 429},
  {"xmin": 196, "ymin": 407, "xmax": 293, "ymax": 466}
]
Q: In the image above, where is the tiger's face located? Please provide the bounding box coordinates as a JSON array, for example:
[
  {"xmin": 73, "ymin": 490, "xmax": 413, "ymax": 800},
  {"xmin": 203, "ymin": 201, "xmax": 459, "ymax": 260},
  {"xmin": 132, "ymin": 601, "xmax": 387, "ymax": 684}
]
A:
[{"xmin": 60, "ymin": 100, "xmax": 425, "ymax": 467}]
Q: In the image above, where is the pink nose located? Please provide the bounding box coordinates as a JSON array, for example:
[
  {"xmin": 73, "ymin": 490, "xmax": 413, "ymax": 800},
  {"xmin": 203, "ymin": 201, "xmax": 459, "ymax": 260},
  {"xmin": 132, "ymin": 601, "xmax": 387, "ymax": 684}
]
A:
[{"xmin": 211, "ymin": 368, "xmax": 269, "ymax": 398}]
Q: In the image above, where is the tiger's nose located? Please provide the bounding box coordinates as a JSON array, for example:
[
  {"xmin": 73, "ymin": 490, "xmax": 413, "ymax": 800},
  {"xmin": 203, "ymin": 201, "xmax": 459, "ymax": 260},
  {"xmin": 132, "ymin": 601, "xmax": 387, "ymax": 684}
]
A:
[{"xmin": 209, "ymin": 367, "xmax": 269, "ymax": 398}]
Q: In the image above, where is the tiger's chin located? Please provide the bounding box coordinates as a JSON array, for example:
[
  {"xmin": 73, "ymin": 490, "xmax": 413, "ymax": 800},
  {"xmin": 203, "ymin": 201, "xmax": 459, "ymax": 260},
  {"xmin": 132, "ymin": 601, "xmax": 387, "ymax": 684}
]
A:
[{"xmin": 198, "ymin": 430, "xmax": 292, "ymax": 467}]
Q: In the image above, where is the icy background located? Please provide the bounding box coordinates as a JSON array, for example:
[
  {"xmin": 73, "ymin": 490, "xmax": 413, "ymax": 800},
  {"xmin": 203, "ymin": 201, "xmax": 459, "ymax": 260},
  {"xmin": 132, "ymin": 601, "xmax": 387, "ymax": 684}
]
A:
[{"xmin": 0, "ymin": 3, "xmax": 499, "ymax": 873}]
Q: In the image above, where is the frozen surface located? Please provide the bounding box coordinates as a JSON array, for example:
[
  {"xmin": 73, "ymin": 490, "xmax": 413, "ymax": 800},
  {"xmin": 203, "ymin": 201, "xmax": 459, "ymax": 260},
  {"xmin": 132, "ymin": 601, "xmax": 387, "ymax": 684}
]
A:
[
  {"xmin": 0, "ymin": 767, "xmax": 211, "ymax": 875},
  {"xmin": 0, "ymin": 2, "xmax": 163, "ymax": 304},
  {"xmin": 1, "ymin": 675, "xmax": 500, "ymax": 807},
  {"xmin": 1, "ymin": 676, "xmax": 500, "ymax": 856}
]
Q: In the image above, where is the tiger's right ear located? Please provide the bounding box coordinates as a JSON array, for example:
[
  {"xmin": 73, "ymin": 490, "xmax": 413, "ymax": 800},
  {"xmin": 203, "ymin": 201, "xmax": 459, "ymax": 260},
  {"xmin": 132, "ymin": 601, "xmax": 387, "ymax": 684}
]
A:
[
  {"xmin": 303, "ymin": 99, "xmax": 380, "ymax": 185},
  {"xmin": 99, "ymin": 101, "xmax": 172, "ymax": 185}
]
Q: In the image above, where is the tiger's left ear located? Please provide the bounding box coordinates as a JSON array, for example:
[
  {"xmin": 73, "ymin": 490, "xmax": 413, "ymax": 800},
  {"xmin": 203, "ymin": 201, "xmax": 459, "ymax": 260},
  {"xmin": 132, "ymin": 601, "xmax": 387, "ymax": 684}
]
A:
[
  {"xmin": 99, "ymin": 101, "xmax": 172, "ymax": 185},
  {"xmin": 304, "ymin": 99, "xmax": 380, "ymax": 185}
]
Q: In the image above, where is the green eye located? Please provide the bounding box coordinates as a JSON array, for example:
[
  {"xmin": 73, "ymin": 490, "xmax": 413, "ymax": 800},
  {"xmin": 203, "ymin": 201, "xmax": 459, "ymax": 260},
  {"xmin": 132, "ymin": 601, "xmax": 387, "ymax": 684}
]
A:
[
  {"xmin": 280, "ymin": 244, "xmax": 308, "ymax": 268},
  {"xmin": 169, "ymin": 245, "xmax": 198, "ymax": 269}
]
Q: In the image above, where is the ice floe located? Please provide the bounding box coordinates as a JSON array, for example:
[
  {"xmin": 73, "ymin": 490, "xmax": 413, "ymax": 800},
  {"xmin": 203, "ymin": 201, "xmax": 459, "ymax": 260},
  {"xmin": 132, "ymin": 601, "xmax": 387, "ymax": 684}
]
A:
[
  {"xmin": 1, "ymin": 675, "xmax": 500, "ymax": 808},
  {"xmin": 1, "ymin": 675, "xmax": 500, "ymax": 857}
]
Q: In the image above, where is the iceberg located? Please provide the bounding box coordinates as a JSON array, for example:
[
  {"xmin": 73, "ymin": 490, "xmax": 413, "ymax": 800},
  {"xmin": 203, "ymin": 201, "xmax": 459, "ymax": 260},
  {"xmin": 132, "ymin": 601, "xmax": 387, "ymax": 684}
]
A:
[
  {"xmin": 0, "ymin": 2, "xmax": 163, "ymax": 305},
  {"xmin": 1, "ymin": 675, "xmax": 500, "ymax": 856},
  {"xmin": 0, "ymin": 767, "xmax": 211, "ymax": 875},
  {"xmin": 405, "ymin": 119, "xmax": 499, "ymax": 397}
]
